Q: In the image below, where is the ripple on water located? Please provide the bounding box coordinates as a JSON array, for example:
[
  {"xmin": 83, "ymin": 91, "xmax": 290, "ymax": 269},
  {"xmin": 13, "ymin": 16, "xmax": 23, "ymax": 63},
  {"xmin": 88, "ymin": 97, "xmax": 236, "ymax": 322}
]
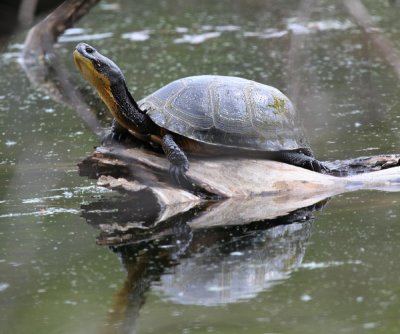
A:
[
  {"xmin": 300, "ymin": 260, "xmax": 363, "ymax": 269},
  {"xmin": 1, "ymin": 186, "xmax": 111, "ymax": 219},
  {"xmin": 0, "ymin": 208, "xmax": 80, "ymax": 218}
]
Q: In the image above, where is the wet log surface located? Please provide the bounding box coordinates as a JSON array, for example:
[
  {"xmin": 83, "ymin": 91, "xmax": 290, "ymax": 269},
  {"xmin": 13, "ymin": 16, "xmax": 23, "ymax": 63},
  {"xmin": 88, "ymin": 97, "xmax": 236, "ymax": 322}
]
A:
[{"xmin": 79, "ymin": 143, "xmax": 400, "ymax": 201}]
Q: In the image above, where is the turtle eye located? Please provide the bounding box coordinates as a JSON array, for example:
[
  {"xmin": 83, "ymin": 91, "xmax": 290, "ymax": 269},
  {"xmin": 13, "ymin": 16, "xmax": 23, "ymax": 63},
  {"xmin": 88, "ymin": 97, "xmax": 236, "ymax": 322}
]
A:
[{"xmin": 85, "ymin": 46, "xmax": 94, "ymax": 54}]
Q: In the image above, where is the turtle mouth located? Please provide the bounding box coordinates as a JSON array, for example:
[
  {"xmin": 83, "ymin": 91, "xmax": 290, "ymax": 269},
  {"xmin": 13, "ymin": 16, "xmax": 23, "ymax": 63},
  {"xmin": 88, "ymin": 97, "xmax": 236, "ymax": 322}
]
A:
[
  {"xmin": 73, "ymin": 49, "xmax": 92, "ymax": 73},
  {"xmin": 73, "ymin": 44, "xmax": 115, "ymax": 111},
  {"xmin": 73, "ymin": 42, "xmax": 100, "ymax": 75},
  {"xmin": 73, "ymin": 48, "xmax": 102, "ymax": 87}
]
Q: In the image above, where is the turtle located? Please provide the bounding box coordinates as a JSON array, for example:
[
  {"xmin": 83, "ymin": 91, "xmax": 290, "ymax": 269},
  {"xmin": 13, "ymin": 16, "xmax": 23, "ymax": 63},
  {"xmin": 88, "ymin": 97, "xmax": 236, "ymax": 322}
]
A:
[{"xmin": 73, "ymin": 42, "xmax": 326, "ymax": 184}]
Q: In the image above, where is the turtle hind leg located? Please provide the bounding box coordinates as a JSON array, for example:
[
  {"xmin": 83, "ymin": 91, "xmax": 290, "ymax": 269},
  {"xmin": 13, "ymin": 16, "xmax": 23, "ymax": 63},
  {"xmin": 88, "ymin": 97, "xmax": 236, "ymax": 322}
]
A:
[
  {"xmin": 161, "ymin": 134, "xmax": 190, "ymax": 185},
  {"xmin": 102, "ymin": 119, "xmax": 130, "ymax": 145},
  {"xmin": 275, "ymin": 151, "xmax": 329, "ymax": 173}
]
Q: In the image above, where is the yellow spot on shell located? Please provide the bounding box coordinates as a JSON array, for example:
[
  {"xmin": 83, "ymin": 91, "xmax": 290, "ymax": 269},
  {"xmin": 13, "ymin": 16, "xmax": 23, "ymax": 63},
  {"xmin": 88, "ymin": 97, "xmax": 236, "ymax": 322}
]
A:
[{"xmin": 269, "ymin": 97, "xmax": 286, "ymax": 114}]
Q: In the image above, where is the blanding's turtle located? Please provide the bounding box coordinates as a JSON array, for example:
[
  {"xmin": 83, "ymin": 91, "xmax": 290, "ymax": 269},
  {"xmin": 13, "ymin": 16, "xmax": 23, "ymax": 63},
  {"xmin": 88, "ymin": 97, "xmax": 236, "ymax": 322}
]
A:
[{"xmin": 73, "ymin": 43, "xmax": 325, "ymax": 183}]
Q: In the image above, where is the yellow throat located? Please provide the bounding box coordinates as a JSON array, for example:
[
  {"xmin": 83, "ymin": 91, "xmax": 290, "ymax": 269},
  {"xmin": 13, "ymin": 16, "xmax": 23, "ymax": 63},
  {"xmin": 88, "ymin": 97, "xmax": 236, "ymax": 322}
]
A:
[{"xmin": 73, "ymin": 50, "xmax": 119, "ymax": 117}]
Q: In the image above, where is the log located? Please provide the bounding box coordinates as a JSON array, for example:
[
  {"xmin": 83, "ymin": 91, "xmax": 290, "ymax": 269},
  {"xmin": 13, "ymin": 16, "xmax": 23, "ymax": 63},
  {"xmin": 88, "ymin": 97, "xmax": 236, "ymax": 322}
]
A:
[{"xmin": 79, "ymin": 144, "xmax": 400, "ymax": 209}]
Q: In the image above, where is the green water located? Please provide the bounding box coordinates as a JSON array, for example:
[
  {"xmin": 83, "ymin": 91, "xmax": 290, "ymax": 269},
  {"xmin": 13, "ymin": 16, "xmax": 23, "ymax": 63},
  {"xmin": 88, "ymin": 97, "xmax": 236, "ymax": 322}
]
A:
[{"xmin": 1, "ymin": 0, "xmax": 400, "ymax": 333}]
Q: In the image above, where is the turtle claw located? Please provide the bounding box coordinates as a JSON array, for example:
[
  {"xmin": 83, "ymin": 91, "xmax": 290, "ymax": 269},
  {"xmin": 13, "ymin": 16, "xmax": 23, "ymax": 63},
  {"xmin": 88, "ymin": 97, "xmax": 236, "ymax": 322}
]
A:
[
  {"xmin": 320, "ymin": 163, "xmax": 330, "ymax": 174},
  {"xmin": 293, "ymin": 154, "xmax": 329, "ymax": 174},
  {"xmin": 302, "ymin": 159, "xmax": 315, "ymax": 172},
  {"xmin": 310, "ymin": 160, "xmax": 319, "ymax": 173},
  {"xmin": 305, "ymin": 159, "xmax": 330, "ymax": 174},
  {"xmin": 169, "ymin": 164, "xmax": 189, "ymax": 186}
]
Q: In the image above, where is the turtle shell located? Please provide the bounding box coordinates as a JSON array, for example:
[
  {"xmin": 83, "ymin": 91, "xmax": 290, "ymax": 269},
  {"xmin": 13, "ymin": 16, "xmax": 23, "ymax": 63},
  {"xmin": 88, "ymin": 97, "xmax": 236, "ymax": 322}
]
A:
[{"xmin": 139, "ymin": 75, "xmax": 311, "ymax": 153}]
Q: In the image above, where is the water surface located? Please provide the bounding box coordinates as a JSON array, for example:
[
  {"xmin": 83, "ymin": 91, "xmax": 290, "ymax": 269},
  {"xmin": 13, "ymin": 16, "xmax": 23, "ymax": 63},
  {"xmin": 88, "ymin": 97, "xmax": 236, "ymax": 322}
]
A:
[{"xmin": 1, "ymin": 1, "xmax": 400, "ymax": 333}]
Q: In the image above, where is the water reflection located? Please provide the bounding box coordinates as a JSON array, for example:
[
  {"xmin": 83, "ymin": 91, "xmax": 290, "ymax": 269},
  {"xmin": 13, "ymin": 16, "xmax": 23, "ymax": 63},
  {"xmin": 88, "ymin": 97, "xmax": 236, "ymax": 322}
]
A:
[
  {"xmin": 2, "ymin": 0, "xmax": 398, "ymax": 332},
  {"xmin": 155, "ymin": 221, "xmax": 311, "ymax": 306},
  {"xmin": 81, "ymin": 194, "xmax": 324, "ymax": 332}
]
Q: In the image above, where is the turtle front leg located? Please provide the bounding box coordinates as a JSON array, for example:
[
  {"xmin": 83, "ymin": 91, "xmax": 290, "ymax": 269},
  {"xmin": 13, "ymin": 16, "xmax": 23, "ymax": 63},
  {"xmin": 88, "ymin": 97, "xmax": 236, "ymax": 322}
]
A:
[
  {"xmin": 161, "ymin": 134, "xmax": 190, "ymax": 184},
  {"xmin": 277, "ymin": 151, "xmax": 329, "ymax": 173}
]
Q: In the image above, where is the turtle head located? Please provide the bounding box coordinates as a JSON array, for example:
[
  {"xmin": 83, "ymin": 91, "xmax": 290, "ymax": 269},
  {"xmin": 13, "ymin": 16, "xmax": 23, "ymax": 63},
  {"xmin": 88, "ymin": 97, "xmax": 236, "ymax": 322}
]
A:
[
  {"xmin": 73, "ymin": 42, "xmax": 125, "ymax": 89},
  {"xmin": 73, "ymin": 43, "xmax": 147, "ymax": 132},
  {"xmin": 73, "ymin": 42, "xmax": 139, "ymax": 120}
]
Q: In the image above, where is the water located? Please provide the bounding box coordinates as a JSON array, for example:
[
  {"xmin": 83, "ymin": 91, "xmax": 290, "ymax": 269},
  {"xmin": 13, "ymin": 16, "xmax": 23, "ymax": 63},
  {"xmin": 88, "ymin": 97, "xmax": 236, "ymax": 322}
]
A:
[{"xmin": 1, "ymin": 0, "xmax": 400, "ymax": 333}]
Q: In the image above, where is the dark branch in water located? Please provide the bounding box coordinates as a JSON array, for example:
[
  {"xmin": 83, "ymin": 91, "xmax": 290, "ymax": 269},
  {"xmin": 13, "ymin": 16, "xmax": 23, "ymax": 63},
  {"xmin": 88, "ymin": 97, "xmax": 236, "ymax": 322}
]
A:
[
  {"xmin": 18, "ymin": 0, "xmax": 39, "ymax": 27},
  {"xmin": 343, "ymin": 0, "xmax": 400, "ymax": 77},
  {"xmin": 21, "ymin": 0, "xmax": 103, "ymax": 137},
  {"xmin": 286, "ymin": 0, "xmax": 315, "ymax": 105}
]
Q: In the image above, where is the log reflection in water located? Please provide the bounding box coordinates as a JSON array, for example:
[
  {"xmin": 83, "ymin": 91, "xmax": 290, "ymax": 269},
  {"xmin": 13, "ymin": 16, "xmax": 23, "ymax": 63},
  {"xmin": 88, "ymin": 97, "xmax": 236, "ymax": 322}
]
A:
[{"xmin": 83, "ymin": 196, "xmax": 320, "ymax": 332}]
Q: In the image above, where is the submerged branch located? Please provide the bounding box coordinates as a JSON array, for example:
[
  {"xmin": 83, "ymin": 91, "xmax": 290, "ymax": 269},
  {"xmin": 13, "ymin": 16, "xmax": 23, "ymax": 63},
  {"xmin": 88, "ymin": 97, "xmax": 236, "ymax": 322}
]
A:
[
  {"xmin": 343, "ymin": 0, "xmax": 400, "ymax": 77},
  {"xmin": 22, "ymin": 0, "xmax": 103, "ymax": 136}
]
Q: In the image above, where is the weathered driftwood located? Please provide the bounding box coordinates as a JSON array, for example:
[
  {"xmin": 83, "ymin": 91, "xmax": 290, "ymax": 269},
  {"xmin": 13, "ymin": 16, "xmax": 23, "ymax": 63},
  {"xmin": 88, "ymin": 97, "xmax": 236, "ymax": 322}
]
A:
[{"xmin": 79, "ymin": 145, "xmax": 400, "ymax": 206}]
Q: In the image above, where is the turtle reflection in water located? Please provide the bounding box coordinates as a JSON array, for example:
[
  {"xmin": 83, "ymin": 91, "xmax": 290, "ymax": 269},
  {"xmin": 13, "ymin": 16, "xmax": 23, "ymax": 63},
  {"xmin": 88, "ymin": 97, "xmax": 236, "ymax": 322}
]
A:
[{"xmin": 73, "ymin": 42, "xmax": 326, "ymax": 184}]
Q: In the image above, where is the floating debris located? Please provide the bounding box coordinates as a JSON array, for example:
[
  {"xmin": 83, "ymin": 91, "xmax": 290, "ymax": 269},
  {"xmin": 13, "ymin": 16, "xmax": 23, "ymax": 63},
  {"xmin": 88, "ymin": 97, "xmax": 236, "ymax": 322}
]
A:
[
  {"xmin": 58, "ymin": 32, "xmax": 113, "ymax": 43},
  {"xmin": 0, "ymin": 207, "xmax": 80, "ymax": 218},
  {"xmin": 99, "ymin": 3, "xmax": 120, "ymax": 11},
  {"xmin": 63, "ymin": 28, "xmax": 85, "ymax": 35},
  {"xmin": 244, "ymin": 30, "xmax": 288, "ymax": 39},
  {"xmin": 244, "ymin": 19, "xmax": 354, "ymax": 40},
  {"xmin": 175, "ymin": 27, "xmax": 189, "ymax": 33},
  {"xmin": 214, "ymin": 25, "xmax": 241, "ymax": 32},
  {"xmin": 300, "ymin": 294, "xmax": 312, "ymax": 302},
  {"xmin": 300, "ymin": 260, "xmax": 362, "ymax": 269},
  {"xmin": 122, "ymin": 30, "xmax": 151, "ymax": 42},
  {"xmin": 5, "ymin": 140, "xmax": 17, "ymax": 147},
  {"xmin": 174, "ymin": 32, "xmax": 221, "ymax": 44}
]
